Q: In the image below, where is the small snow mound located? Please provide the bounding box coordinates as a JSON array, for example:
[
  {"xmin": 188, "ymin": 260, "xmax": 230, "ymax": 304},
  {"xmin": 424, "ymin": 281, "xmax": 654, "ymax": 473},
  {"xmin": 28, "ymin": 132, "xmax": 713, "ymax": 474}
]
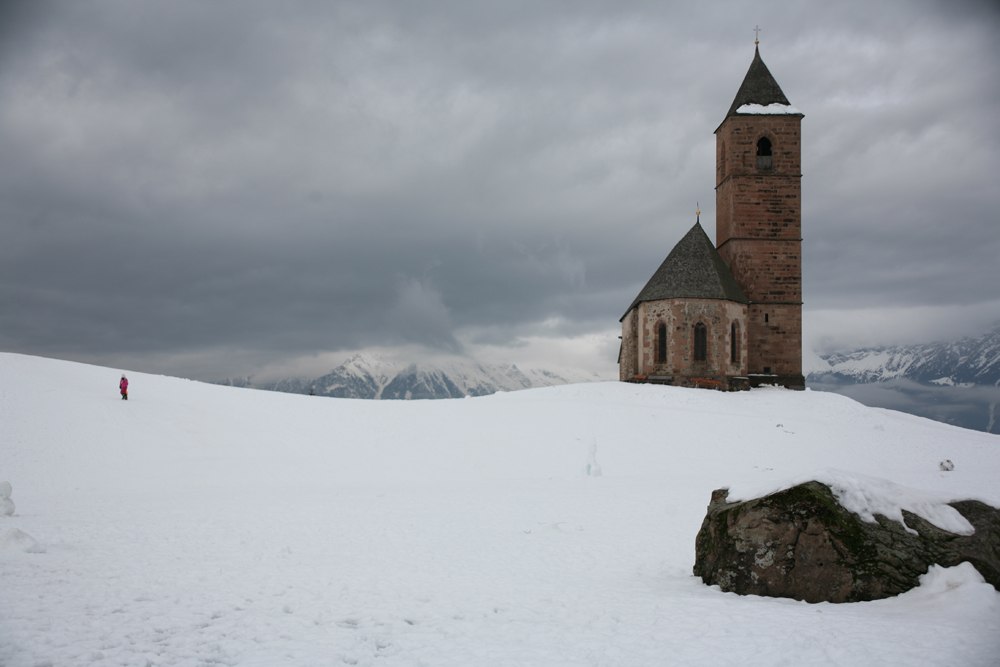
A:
[
  {"xmin": 916, "ymin": 562, "xmax": 985, "ymax": 596},
  {"xmin": 582, "ymin": 440, "xmax": 602, "ymax": 477},
  {"xmin": 727, "ymin": 469, "xmax": 975, "ymax": 536},
  {"xmin": 0, "ymin": 481, "xmax": 12, "ymax": 516},
  {"xmin": 1, "ymin": 528, "xmax": 45, "ymax": 553},
  {"xmin": 939, "ymin": 460, "xmax": 955, "ymax": 472},
  {"xmin": 750, "ymin": 384, "xmax": 792, "ymax": 392}
]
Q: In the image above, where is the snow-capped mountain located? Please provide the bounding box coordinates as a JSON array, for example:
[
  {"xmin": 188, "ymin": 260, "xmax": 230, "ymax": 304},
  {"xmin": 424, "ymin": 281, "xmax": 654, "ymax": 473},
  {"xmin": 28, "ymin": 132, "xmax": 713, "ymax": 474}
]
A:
[
  {"xmin": 217, "ymin": 353, "xmax": 603, "ymax": 400},
  {"xmin": 810, "ymin": 325, "xmax": 1000, "ymax": 387},
  {"xmin": 807, "ymin": 325, "xmax": 1000, "ymax": 433}
]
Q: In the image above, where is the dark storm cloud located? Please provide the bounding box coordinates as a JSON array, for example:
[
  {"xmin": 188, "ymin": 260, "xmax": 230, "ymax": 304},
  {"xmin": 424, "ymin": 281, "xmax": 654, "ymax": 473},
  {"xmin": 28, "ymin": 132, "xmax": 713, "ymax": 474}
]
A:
[{"xmin": 1, "ymin": 1, "xmax": 998, "ymax": 379}]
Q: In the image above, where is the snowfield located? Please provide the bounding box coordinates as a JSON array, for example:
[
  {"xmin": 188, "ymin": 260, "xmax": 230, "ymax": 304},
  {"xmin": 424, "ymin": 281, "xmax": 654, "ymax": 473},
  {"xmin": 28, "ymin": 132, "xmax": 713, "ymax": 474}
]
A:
[{"xmin": 1, "ymin": 353, "xmax": 999, "ymax": 666}]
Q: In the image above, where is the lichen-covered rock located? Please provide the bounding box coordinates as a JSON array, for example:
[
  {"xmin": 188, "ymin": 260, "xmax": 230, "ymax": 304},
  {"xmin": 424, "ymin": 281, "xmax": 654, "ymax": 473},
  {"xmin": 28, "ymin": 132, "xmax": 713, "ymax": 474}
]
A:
[{"xmin": 693, "ymin": 482, "xmax": 1000, "ymax": 603}]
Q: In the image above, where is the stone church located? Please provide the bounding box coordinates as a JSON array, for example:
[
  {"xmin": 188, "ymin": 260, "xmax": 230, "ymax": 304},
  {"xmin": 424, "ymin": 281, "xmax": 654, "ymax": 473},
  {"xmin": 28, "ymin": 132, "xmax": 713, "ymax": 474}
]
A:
[{"xmin": 619, "ymin": 45, "xmax": 804, "ymax": 391}]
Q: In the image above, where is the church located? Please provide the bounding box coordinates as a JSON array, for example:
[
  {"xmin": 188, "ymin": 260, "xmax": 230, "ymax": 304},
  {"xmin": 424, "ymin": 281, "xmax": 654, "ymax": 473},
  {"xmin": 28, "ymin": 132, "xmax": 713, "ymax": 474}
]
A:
[{"xmin": 619, "ymin": 44, "xmax": 805, "ymax": 391}]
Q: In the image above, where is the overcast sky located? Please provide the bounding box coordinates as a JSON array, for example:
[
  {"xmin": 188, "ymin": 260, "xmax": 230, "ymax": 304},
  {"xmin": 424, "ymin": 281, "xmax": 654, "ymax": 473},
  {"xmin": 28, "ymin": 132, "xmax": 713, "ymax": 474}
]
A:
[{"xmin": 2, "ymin": 0, "xmax": 998, "ymax": 381}]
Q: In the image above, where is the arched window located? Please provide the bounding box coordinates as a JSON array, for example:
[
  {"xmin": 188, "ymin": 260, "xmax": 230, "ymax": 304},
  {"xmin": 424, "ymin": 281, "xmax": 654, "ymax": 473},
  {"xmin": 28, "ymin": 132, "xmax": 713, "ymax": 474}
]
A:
[
  {"xmin": 756, "ymin": 137, "xmax": 772, "ymax": 170},
  {"xmin": 731, "ymin": 322, "xmax": 739, "ymax": 364},
  {"xmin": 694, "ymin": 323, "xmax": 707, "ymax": 362},
  {"xmin": 657, "ymin": 323, "xmax": 667, "ymax": 364}
]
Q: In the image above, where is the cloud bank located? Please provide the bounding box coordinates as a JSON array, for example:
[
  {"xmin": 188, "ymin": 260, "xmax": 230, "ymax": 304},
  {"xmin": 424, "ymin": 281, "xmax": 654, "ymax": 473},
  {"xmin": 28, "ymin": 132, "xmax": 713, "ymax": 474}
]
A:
[{"xmin": 1, "ymin": 1, "xmax": 998, "ymax": 380}]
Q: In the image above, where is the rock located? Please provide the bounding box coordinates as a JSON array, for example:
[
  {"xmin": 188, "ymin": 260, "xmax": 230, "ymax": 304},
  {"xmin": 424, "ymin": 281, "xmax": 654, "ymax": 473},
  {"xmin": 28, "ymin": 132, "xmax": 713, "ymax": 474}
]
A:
[
  {"xmin": 939, "ymin": 460, "xmax": 955, "ymax": 471},
  {"xmin": 693, "ymin": 482, "xmax": 1000, "ymax": 603}
]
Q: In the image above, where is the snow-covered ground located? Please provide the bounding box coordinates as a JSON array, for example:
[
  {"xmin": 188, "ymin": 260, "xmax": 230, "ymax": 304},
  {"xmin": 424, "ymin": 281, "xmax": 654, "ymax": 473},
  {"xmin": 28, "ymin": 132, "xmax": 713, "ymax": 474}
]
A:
[{"xmin": 1, "ymin": 352, "xmax": 999, "ymax": 666}]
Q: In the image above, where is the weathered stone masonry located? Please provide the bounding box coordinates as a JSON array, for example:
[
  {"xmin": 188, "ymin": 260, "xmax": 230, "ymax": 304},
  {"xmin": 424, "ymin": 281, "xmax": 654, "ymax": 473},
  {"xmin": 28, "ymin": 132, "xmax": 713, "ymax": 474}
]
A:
[
  {"xmin": 633, "ymin": 299, "xmax": 747, "ymax": 382},
  {"xmin": 619, "ymin": 45, "xmax": 804, "ymax": 390},
  {"xmin": 716, "ymin": 112, "xmax": 803, "ymax": 380}
]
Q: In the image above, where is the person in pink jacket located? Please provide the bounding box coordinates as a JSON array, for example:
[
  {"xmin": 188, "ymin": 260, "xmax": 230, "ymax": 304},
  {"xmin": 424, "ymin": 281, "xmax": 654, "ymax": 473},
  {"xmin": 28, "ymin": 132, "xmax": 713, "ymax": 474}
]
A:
[{"xmin": 120, "ymin": 374, "xmax": 128, "ymax": 400}]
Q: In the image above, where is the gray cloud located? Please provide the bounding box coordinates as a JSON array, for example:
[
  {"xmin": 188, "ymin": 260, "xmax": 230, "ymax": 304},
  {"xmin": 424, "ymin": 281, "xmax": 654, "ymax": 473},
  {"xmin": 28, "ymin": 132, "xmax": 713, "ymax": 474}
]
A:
[
  {"xmin": 810, "ymin": 377, "xmax": 1000, "ymax": 433},
  {"xmin": 2, "ymin": 1, "xmax": 998, "ymax": 380}
]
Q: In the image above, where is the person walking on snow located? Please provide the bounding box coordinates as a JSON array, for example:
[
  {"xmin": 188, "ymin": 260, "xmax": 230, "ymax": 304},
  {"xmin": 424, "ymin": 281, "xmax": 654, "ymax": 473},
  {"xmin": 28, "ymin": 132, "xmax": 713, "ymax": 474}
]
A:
[{"xmin": 120, "ymin": 374, "xmax": 128, "ymax": 400}]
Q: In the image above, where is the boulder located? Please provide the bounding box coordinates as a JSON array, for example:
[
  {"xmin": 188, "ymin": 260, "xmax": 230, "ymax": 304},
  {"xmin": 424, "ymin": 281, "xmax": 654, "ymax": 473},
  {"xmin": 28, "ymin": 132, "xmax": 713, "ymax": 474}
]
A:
[{"xmin": 693, "ymin": 481, "xmax": 1000, "ymax": 603}]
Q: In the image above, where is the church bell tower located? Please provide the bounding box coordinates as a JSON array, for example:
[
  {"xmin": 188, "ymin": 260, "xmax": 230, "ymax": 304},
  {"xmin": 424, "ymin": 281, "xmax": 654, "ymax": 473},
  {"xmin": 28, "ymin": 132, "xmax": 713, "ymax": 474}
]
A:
[{"xmin": 715, "ymin": 44, "xmax": 804, "ymax": 388}]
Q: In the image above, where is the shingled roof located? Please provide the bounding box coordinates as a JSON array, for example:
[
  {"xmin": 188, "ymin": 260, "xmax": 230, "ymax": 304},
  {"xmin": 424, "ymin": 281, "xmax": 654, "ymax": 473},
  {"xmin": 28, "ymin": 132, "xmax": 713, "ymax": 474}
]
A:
[
  {"xmin": 621, "ymin": 221, "xmax": 748, "ymax": 321},
  {"xmin": 724, "ymin": 46, "xmax": 795, "ymax": 118}
]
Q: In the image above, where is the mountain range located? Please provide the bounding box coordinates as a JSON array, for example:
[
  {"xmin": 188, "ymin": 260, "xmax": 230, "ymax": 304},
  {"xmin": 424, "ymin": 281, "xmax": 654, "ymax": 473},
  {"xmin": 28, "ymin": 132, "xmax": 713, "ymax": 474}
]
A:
[
  {"xmin": 809, "ymin": 326, "xmax": 1000, "ymax": 387},
  {"xmin": 807, "ymin": 325, "xmax": 1000, "ymax": 433},
  {"xmin": 217, "ymin": 353, "xmax": 604, "ymax": 400},
  {"xmin": 216, "ymin": 327, "xmax": 1000, "ymax": 432}
]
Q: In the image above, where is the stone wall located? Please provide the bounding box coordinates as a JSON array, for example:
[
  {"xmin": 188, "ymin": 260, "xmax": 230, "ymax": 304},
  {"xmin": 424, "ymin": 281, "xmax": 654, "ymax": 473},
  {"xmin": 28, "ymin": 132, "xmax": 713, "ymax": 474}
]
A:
[
  {"xmin": 621, "ymin": 298, "xmax": 747, "ymax": 387},
  {"xmin": 746, "ymin": 303, "xmax": 802, "ymax": 376},
  {"xmin": 715, "ymin": 113, "xmax": 802, "ymax": 378},
  {"xmin": 715, "ymin": 115, "xmax": 802, "ymax": 246},
  {"xmin": 722, "ymin": 239, "xmax": 801, "ymax": 305},
  {"xmin": 619, "ymin": 308, "xmax": 638, "ymax": 382}
]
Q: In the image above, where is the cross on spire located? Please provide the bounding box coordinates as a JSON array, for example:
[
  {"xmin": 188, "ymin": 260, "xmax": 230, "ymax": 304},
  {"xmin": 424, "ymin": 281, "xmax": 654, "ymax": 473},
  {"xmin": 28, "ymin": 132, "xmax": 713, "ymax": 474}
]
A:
[{"xmin": 754, "ymin": 25, "xmax": 761, "ymax": 45}]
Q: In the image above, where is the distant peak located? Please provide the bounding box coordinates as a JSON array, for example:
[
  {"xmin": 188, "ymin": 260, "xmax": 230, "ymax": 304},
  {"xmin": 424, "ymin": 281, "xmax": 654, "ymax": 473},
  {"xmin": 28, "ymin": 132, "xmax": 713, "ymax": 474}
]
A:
[{"xmin": 343, "ymin": 352, "xmax": 391, "ymax": 367}]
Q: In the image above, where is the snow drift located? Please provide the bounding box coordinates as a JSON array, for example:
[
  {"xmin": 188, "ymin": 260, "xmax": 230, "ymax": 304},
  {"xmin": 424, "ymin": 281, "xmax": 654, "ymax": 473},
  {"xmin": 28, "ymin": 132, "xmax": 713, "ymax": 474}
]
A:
[{"xmin": 1, "ymin": 353, "xmax": 999, "ymax": 666}]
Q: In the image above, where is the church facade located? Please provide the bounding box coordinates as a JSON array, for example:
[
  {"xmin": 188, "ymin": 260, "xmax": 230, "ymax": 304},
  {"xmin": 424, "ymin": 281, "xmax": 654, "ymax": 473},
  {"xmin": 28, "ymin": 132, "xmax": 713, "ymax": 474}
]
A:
[{"xmin": 619, "ymin": 46, "xmax": 805, "ymax": 390}]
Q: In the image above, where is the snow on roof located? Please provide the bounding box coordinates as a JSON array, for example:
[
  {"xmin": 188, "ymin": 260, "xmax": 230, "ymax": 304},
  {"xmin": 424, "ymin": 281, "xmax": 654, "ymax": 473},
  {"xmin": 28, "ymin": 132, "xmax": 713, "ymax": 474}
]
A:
[
  {"xmin": 735, "ymin": 103, "xmax": 802, "ymax": 115},
  {"xmin": 722, "ymin": 46, "xmax": 797, "ymax": 121}
]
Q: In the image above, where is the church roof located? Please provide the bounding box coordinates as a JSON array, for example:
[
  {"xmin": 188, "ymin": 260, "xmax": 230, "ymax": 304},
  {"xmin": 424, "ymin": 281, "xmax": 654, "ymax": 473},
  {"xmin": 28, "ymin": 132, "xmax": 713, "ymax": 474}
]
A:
[
  {"xmin": 621, "ymin": 221, "xmax": 749, "ymax": 321},
  {"xmin": 723, "ymin": 46, "xmax": 799, "ymax": 118}
]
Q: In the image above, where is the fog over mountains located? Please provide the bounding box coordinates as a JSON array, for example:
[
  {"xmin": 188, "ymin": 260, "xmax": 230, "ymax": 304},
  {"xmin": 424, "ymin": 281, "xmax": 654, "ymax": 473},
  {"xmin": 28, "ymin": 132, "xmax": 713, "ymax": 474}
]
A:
[
  {"xmin": 217, "ymin": 327, "xmax": 1000, "ymax": 433},
  {"xmin": 808, "ymin": 325, "xmax": 1000, "ymax": 433},
  {"xmin": 217, "ymin": 353, "xmax": 602, "ymax": 400}
]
